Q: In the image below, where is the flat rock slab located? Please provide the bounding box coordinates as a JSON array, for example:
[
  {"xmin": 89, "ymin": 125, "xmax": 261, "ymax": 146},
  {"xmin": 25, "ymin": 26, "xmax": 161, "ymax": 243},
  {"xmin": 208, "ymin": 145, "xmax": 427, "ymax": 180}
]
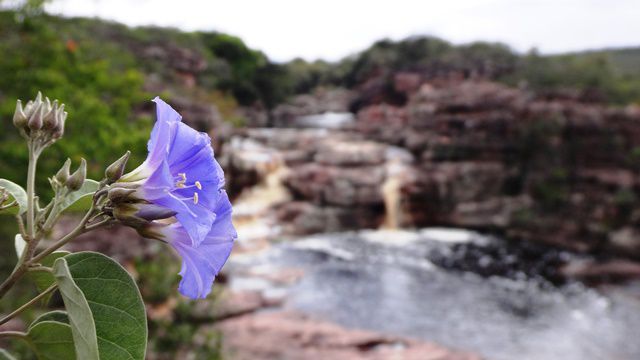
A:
[{"xmin": 215, "ymin": 310, "xmax": 480, "ymax": 360}]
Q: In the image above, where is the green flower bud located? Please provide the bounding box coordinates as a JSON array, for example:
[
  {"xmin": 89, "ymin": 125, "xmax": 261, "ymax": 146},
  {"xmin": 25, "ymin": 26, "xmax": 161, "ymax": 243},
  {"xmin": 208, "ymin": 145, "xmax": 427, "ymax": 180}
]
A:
[
  {"xmin": 66, "ymin": 158, "xmax": 86, "ymax": 191},
  {"xmin": 105, "ymin": 151, "xmax": 131, "ymax": 183},
  {"xmin": 55, "ymin": 158, "xmax": 72, "ymax": 184}
]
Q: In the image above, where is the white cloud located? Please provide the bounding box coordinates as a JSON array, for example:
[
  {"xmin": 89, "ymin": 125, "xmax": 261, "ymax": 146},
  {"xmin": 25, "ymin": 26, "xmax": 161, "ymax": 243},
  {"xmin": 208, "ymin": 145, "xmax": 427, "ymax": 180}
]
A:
[{"xmin": 46, "ymin": 0, "xmax": 640, "ymax": 62}]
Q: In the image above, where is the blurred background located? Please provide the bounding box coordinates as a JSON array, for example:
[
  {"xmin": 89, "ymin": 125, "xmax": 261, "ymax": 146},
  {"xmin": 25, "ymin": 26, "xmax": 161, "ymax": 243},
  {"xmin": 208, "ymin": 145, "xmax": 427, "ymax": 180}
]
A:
[{"xmin": 1, "ymin": 0, "xmax": 640, "ymax": 359}]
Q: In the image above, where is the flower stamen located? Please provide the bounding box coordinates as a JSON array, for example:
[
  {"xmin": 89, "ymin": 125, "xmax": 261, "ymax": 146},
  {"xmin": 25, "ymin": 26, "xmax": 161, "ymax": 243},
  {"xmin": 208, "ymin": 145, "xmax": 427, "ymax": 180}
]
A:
[
  {"xmin": 193, "ymin": 192, "xmax": 199, "ymax": 205},
  {"xmin": 175, "ymin": 172, "xmax": 187, "ymax": 188}
]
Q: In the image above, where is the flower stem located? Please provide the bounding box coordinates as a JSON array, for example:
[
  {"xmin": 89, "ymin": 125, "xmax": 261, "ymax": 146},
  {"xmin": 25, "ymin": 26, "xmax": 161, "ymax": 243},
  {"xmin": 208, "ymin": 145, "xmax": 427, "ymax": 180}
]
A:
[
  {"xmin": 30, "ymin": 204, "xmax": 96, "ymax": 265},
  {"xmin": 0, "ymin": 284, "xmax": 57, "ymax": 327},
  {"xmin": 0, "ymin": 145, "xmax": 41, "ymax": 299},
  {"xmin": 0, "ymin": 207, "xmax": 99, "ymax": 299},
  {"xmin": 26, "ymin": 141, "xmax": 39, "ymax": 240}
]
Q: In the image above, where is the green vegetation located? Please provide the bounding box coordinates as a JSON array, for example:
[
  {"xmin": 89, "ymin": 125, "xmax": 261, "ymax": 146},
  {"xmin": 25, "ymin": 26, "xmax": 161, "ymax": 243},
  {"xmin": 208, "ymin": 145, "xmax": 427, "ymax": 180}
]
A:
[
  {"xmin": 283, "ymin": 37, "xmax": 640, "ymax": 105},
  {"xmin": 0, "ymin": 10, "xmax": 289, "ymax": 193},
  {"xmin": 1, "ymin": 9, "xmax": 639, "ymax": 194},
  {"xmin": 0, "ymin": 11, "xmax": 150, "ymax": 194},
  {"xmin": 504, "ymin": 50, "xmax": 640, "ymax": 103}
]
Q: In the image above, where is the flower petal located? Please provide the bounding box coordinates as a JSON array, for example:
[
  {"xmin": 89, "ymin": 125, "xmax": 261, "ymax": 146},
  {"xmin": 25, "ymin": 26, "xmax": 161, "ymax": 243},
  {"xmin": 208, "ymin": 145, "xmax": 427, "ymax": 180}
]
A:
[
  {"xmin": 153, "ymin": 191, "xmax": 216, "ymax": 246},
  {"xmin": 167, "ymin": 193, "xmax": 236, "ymax": 299},
  {"xmin": 145, "ymin": 97, "xmax": 181, "ymax": 170}
]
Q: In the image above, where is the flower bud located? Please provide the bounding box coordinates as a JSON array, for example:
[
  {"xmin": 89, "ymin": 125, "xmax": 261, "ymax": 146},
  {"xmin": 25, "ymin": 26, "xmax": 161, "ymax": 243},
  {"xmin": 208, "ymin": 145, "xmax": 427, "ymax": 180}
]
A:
[
  {"xmin": 24, "ymin": 92, "xmax": 42, "ymax": 117},
  {"xmin": 114, "ymin": 203, "xmax": 177, "ymax": 228},
  {"xmin": 15, "ymin": 92, "xmax": 68, "ymax": 145},
  {"xmin": 28, "ymin": 103, "xmax": 44, "ymax": 131},
  {"xmin": 55, "ymin": 158, "xmax": 72, "ymax": 184},
  {"xmin": 12, "ymin": 100, "xmax": 28, "ymax": 129},
  {"xmin": 113, "ymin": 203, "xmax": 144, "ymax": 227},
  {"xmin": 134, "ymin": 204, "xmax": 177, "ymax": 221},
  {"xmin": 107, "ymin": 187, "xmax": 137, "ymax": 203},
  {"xmin": 105, "ymin": 151, "xmax": 131, "ymax": 183},
  {"xmin": 66, "ymin": 158, "xmax": 86, "ymax": 191},
  {"xmin": 53, "ymin": 108, "xmax": 67, "ymax": 139},
  {"xmin": 43, "ymin": 100, "xmax": 59, "ymax": 129},
  {"xmin": 136, "ymin": 222, "xmax": 168, "ymax": 241}
]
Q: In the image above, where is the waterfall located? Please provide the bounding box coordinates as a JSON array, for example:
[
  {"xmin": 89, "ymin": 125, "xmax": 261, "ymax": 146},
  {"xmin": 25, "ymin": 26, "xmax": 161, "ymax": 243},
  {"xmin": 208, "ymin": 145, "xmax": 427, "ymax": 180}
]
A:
[
  {"xmin": 381, "ymin": 159, "xmax": 407, "ymax": 229},
  {"xmin": 231, "ymin": 152, "xmax": 291, "ymax": 247}
]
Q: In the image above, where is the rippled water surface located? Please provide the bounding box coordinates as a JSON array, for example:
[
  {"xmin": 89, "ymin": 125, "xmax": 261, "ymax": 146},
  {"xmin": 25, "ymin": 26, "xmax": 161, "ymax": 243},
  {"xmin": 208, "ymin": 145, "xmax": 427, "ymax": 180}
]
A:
[{"xmin": 228, "ymin": 229, "xmax": 640, "ymax": 360}]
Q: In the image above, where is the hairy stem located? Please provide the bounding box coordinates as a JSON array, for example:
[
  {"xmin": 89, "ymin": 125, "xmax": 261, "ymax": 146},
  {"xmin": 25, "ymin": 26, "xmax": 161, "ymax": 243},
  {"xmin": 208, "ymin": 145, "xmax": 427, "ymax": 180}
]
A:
[
  {"xmin": 0, "ymin": 284, "xmax": 57, "ymax": 327},
  {"xmin": 85, "ymin": 217, "xmax": 113, "ymax": 231},
  {"xmin": 41, "ymin": 189, "xmax": 67, "ymax": 233},
  {"xmin": 0, "ymin": 145, "xmax": 41, "ymax": 299},
  {"xmin": 16, "ymin": 214, "xmax": 26, "ymax": 238},
  {"xmin": 26, "ymin": 141, "xmax": 39, "ymax": 240}
]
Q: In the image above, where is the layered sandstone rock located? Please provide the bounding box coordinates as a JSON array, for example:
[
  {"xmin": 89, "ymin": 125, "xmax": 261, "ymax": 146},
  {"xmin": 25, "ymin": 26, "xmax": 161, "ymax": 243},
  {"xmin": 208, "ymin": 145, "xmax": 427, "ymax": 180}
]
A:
[{"xmin": 226, "ymin": 79, "xmax": 640, "ymax": 259}]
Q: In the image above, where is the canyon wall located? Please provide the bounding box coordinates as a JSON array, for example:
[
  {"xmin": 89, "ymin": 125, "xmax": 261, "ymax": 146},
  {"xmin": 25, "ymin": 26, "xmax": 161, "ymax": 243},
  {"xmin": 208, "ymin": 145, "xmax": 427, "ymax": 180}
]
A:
[{"xmin": 224, "ymin": 79, "xmax": 640, "ymax": 259}]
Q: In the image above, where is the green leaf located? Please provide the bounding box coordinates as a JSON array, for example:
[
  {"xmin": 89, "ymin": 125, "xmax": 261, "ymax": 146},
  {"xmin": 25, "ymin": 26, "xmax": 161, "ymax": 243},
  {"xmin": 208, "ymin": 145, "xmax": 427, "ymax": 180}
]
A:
[
  {"xmin": 0, "ymin": 178, "xmax": 28, "ymax": 214},
  {"xmin": 30, "ymin": 310, "xmax": 70, "ymax": 327},
  {"xmin": 28, "ymin": 251, "xmax": 69, "ymax": 304},
  {"xmin": 27, "ymin": 310, "xmax": 73, "ymax": 360},
  {"xmin": 58, "ymin": 179, "xmax": 99, "ymax": 213},
  {"xmin": 15, "ymin": 234, "xmax": 26, "ymax": 258},
  {"xmin": 0, "ymin": 349, "xmax": 18, "ymax": 360},
  {"xmin": 27, "ymin": 321, "xmax": 77, "ymax": 360},
  {"xmin": 65, "ymin": 252, "xmax": 147, "ymax": 360},
  {"xmin": 53, "ymin": 257, "xmax": 100, "ymax": 360}
]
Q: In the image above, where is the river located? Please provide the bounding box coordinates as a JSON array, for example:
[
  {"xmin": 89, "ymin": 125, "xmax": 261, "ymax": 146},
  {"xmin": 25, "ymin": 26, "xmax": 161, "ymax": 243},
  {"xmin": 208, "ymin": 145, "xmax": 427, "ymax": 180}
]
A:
[{"xmin": 227, "ymin": 228, "xmax": 640, "ymax": 360}]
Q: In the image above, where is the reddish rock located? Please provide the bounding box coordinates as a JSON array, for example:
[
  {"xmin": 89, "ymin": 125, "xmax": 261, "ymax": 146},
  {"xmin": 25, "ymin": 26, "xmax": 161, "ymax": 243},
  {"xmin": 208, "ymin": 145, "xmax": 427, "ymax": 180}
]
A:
[
  {"xmin": 356, "ymin": 104, "xmax": 409, "ymax": 145},
  {"xmin": 142, "ymin": 45, "xmax": 206, "ymax": 74},
  {"xmin": 214, "ymin": 311, "xmax": 481, "ymax": 360},
  {"xmin": 314, "ymin": 139, "xmax": 386, "ymax": 166},
  {"xmin": 561, "ymin": 259, "xmax": 640, "ymax": 282},
  {"xmin": 410, "ymin": 81, "xmax": 523, "ymax": 115},
  {"xmin": 224, "ymin": 78, "xmax": 640, "ymax": 258},
  {"xmin": 284, "ymin": 164, "xmax": 385, "ymax": 206},
  {"xmin": 275, "ymin": 201, "xmax": 383, "ymax": 235},
  {"xmin": 394, "ymin": 72, "xmax": 423, "ymax": 95}
]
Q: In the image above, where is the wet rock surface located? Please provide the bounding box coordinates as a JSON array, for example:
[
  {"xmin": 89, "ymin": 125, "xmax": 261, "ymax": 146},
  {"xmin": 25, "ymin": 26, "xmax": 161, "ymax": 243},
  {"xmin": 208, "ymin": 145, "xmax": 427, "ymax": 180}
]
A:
[{"xmin": 428, "ymin": 236, "xmax": 573, "ymax": 286}]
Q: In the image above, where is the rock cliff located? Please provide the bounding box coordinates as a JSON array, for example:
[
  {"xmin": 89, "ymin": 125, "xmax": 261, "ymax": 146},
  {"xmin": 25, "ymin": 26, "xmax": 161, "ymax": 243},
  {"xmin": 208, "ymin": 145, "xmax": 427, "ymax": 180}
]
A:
[{"xmin": 224, "ymin": 79, "xmax": 640, "ymax": 260}]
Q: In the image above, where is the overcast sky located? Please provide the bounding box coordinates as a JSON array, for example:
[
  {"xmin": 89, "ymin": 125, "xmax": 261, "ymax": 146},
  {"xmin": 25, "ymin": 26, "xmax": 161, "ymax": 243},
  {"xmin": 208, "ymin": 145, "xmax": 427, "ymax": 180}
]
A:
[{"xmin": 44, "ymin": 0, "xmax": 640, "ymax": 62}]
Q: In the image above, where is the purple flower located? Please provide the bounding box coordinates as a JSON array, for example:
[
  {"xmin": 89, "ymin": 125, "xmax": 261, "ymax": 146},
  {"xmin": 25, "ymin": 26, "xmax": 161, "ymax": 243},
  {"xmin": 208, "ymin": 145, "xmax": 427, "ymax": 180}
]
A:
[
  {"xmin": 161, "ymin": 190, "xmax": 236, "ymax": 299},
  {"xmin": 122, "ymin": 97, "xmax": 237, "ymax": 299},
  {"xmin": 122, "ymin": 97, "xmax": 225, "ymax": 246}
]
